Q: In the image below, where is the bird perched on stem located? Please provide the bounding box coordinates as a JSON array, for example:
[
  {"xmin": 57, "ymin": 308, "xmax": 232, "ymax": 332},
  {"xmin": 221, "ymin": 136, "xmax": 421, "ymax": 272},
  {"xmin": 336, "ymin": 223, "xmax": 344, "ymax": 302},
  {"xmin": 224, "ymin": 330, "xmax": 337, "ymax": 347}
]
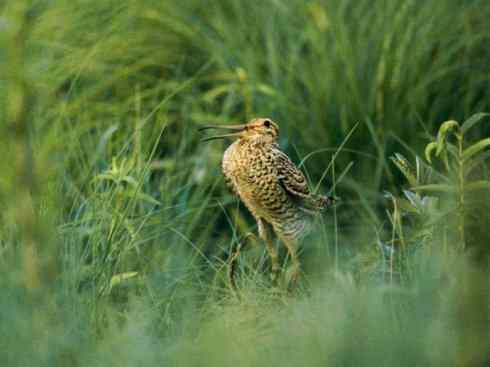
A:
[{"xmin": 199, "ymin": 118, "xmax": 335, "ymax": 287}]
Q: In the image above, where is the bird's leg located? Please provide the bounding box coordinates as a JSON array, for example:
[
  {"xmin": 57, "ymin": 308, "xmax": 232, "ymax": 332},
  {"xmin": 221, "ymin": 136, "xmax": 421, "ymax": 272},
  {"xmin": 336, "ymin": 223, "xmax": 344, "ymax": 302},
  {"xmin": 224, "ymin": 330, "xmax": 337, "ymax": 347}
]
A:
[
  {"xmin": 257, "ymin": 219, "xmax": 280, "ymax": 283},
  {"xmin": 282, "ymin": 238, "xmax": 301, "ymax": 289}
]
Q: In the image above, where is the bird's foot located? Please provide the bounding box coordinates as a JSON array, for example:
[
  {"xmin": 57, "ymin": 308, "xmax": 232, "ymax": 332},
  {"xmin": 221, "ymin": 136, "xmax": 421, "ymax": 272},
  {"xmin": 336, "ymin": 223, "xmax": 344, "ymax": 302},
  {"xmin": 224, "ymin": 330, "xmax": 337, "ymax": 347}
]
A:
[
  {"xmin": 270, "ymin": 267, "xmax": 280, "ymax": 286},
  {"xmin": 284, "ymin": 265, "xmax": 301, "ymax": 292}
]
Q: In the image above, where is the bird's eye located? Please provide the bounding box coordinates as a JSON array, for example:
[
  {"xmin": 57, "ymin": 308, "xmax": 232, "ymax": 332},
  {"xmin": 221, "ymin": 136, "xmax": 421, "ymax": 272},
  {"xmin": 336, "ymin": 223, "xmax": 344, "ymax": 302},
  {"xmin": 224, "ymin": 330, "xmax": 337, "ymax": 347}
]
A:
[{"xmin": 263, "ymin": 120, "xmax": 271, "ymax": 128}]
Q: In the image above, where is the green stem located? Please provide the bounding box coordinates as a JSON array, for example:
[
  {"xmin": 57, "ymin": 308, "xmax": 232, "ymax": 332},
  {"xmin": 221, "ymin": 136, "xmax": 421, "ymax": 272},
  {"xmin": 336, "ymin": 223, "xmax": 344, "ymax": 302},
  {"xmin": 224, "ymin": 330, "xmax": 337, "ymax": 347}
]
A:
[{"xmin": 457, "ymin": 133, "xmax": 465, "ymax": 250}]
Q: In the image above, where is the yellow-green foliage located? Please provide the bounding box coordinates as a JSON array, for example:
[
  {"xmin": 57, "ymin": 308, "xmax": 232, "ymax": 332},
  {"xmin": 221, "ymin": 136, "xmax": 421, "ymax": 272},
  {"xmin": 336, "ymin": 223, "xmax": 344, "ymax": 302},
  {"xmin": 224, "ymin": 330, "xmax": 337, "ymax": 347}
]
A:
[{"xmin": 0, "ymin": 1, "xmax": 489, "ymax": 366}]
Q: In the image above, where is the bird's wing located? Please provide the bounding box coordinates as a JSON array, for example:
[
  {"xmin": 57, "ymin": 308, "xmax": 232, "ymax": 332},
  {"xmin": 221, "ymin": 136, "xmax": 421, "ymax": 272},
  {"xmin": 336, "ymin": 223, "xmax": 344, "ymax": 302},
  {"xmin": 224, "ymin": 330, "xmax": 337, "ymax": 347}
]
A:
[{"xmin": 273, "ymin": 147, "xmax": 310, "ymax": 199}]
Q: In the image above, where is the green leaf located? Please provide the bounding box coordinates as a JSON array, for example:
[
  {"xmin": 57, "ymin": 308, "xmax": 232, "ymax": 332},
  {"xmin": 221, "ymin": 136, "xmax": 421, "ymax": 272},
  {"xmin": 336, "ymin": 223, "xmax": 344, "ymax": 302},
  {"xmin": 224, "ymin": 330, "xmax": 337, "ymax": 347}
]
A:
[
  {"xmin": 125, "ymin": 191, "xmax": 161, "ymax": 205},
  {"xmin": 398, "ymin": 199, "xmax": 420, "ymax": 214},
  {"xmin": 109, "ymin": 272, "xmax": 139, "ymax": 288},
  {"xmin": 202, "ymin": 84, "xmax": 233, "ymax": 103},
  {"xmin": 441, "ymin": 149, "xmax": 450, "ymax": 171},
  {"xmin": 465, "ymin": 180, "xmax": 490, "ymax": 192},
  {"xmin": 413, "ymin": 184, "xmax": 457, "ymax": 193},
  {"xmin": 461, "ymin": 112, "xmax": 490, "ymax": 134},
  {"xmin": 462, "ymin": 138, "xmax": 490, "ymax": 161},
  {"xmin": 391, "ymin": 153, "xmax": 417, "ymax": 186},
  {"xmin": 424, "ymin": 142, "xmax": 438, "ymax": 163},
  {"xmin": 403, "ymin": 190, "xmax": 423, "ymax": 209},
  {"xmin": 436, "ymin": 120, "xmax": 459, "ymax": 156},
  {"xmin": 93, "ymin": 173, "xmax": 116, "ymax": 183},
  {"xmin": 255, "ymin": 83, "xmax": 277, "ymax": 96}
]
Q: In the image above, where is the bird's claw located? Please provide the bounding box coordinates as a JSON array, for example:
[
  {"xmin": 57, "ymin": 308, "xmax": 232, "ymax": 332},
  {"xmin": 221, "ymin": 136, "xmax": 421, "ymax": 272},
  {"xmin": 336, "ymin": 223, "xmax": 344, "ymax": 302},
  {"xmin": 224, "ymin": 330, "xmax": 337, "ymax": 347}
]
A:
[
  {"xmin": 270, "ymin": 268, "xmax": 280, "ymax": 285},
  {"xmin": 284, "ymin": 265, "xmax": 301, "ymax": 292}
]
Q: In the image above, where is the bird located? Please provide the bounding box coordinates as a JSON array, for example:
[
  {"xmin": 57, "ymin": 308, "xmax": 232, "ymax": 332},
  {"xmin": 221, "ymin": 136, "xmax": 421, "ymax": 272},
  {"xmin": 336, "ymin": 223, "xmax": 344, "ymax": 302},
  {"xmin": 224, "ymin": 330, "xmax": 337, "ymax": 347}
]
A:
[{"xmin": 199, "ymin": 117, "xmax": 334, "ymax": 286}]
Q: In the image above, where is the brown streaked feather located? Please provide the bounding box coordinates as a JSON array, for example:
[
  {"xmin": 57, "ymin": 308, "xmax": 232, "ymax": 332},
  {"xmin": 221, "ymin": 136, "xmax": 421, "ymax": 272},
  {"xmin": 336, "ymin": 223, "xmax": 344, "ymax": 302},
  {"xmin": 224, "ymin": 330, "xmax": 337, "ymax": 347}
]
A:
[{"xmin": 273, "ymin": 146, "xmax": 310, "ymax": 199}]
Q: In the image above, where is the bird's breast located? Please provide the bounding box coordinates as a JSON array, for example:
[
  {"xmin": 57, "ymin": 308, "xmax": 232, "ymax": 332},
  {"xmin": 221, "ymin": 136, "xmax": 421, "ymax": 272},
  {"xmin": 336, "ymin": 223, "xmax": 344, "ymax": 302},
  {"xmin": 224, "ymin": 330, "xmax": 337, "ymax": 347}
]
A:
[
  {"xmin": 221, "ymin": 140, "xmax": 312, "ymax": 241},
  {"xmin": 222, "ymin": 142, "xmax": 295, "ymax": 214},
  {"xmin": 223, "ymin": 142, "xmax": 273, "ymax": 188}
]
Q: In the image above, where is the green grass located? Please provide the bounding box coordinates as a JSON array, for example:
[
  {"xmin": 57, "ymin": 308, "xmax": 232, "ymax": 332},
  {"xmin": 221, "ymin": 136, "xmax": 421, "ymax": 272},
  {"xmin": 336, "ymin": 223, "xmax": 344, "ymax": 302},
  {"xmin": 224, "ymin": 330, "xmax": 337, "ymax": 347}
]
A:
[{"xmin": 1, "ymin": 0, "xmax": 489, "ymax": 366}]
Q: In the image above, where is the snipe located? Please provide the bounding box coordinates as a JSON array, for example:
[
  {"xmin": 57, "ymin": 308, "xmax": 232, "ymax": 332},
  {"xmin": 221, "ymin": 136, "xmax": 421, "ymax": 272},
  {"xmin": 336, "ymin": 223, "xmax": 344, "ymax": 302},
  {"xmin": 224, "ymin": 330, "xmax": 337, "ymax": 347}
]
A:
[{"xmin": 200, "ymin": 118, "xmax": 334, "ymax": 286}]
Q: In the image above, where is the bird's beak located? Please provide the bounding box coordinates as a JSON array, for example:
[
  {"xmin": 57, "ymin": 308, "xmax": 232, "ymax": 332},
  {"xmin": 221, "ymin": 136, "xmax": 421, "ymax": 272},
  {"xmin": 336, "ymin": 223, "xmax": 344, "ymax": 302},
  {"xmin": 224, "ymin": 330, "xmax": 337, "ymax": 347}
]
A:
[{"xmin": 198, "ymin": 123, "xmax": 246, "ymax": 142}]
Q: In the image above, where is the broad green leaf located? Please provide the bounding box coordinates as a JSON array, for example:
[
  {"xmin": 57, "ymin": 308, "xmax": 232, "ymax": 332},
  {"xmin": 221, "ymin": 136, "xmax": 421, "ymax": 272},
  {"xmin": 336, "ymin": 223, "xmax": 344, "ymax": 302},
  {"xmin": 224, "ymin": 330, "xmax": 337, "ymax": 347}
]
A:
[
  {"xmin": 461, "ymin": 112, "xmax": 490, "ymax": 134},
  {"xmin": 462, "ymin": 138, "xmax": 490, "ymax": 161},
  {"xmin": 413, "ymin": 184, "xmax": 457, "ymax": 193},
  {"xmin": 436, "ymin": 120, "xmax": 459, "ymax": 155},
  {"xmin": 403, "ymin": 190, "xmax": 423, "ymax": 209},
  {"xmin": 424, "ymin": 142, "xmax": 438, "ymax": 163},
  {"xmin": 398, "ymin": 200, "xmax": 420, "ymax": 214},
  {"xmin": 110, "ymin": 272, "xmax": 139, "ymax": 288},
  {"xmin": 439, "ymin": 120, "xmax": 460, "ymax": 135},
  {"xmin": 465, "ymin": 180, "xmax": 490, "ymax": 192},
  {"xmin": 93, "ymin": 173, "xmax": 116, "ymax": 182},
  {"xmin": 391, "ymin": 153, "xmax": 417, "ymax": 186}
]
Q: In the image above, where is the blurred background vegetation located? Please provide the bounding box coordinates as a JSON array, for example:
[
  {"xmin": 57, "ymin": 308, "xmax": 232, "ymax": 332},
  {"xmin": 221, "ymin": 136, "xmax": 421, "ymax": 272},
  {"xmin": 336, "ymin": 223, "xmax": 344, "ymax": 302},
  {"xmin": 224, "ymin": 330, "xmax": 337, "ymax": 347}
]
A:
[{"xmin": 0, "ymin": 0, "xmax": 489, "ymax": 366}]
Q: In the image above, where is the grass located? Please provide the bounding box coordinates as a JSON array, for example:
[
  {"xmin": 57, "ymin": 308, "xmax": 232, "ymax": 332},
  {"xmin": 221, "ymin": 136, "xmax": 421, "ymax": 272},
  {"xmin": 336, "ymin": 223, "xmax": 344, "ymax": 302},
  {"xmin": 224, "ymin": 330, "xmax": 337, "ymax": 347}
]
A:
[{"xmin": 0, "ymin": 0, "xmax": 489, "ymax": 366}]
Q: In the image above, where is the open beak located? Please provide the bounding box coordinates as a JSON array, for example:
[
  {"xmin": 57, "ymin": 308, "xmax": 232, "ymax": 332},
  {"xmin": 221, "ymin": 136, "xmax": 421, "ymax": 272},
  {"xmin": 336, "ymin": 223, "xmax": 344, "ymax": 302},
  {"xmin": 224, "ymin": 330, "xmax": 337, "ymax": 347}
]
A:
[{"xmin": 198, "ymin": 123, "xmax": 246, "ymax": 142}]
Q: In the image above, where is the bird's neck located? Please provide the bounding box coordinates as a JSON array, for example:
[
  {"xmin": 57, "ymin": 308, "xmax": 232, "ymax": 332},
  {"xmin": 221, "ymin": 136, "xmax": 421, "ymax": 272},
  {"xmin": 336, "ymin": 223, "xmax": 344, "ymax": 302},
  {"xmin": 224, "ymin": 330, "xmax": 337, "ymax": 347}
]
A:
[{"xmin": 239, "ymin": 136, "xmax": 277, "ymax": 147}]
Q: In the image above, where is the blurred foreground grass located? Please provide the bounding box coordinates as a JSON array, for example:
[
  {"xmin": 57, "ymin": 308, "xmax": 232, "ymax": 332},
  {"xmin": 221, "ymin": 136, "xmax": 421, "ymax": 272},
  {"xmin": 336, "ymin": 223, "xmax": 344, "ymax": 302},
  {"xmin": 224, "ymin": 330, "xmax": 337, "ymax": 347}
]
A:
[{"xmin": 0, "ymin": 0, "xmax": 489, "ymax": 366}]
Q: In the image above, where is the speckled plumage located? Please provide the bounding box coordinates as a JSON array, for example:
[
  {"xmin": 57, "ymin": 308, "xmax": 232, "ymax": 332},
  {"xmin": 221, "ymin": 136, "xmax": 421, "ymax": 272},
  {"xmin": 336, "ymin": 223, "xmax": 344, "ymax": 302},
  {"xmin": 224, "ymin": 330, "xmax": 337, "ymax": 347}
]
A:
[
  {"xmin": 201, "ymin": 117, "xmax": 333, "ymax": 284},
  {"xmin": 224, "ymin": 138, "xmax": 314, "ymax": 241}
]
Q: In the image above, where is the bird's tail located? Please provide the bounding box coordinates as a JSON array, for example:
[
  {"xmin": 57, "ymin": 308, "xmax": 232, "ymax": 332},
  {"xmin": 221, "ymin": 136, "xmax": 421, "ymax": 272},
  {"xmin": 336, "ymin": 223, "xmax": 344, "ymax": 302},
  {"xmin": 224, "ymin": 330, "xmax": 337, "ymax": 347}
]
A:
[
  {"xmin": 302, "ymin": 194, "xmax": 337, "ymax": 213},
  {"xmin": 315, "ymin": 194, "xmax": 337, "ymax": 211}
]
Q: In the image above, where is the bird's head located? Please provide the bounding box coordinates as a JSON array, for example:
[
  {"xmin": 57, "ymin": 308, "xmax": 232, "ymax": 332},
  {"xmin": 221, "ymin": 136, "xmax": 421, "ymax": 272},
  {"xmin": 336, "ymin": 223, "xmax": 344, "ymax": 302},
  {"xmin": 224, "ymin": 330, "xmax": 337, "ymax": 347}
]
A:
[{"xmin": 199, "ymin": 118, "xmax": 279, "ymax": 144}]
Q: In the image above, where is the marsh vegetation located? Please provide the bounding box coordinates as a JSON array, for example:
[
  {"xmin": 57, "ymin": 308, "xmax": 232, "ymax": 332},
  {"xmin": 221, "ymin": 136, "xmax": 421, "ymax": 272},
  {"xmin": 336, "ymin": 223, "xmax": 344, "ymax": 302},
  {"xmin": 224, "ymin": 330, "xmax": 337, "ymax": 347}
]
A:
[{"xmin": 1, "ymin": 1, "xmax": 489, "ymax": 366}]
